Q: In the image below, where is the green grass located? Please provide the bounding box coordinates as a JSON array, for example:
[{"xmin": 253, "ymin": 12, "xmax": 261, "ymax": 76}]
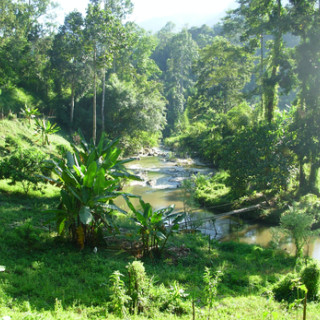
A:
[
  {"xmin": 0, "ymin": 118, "xmax": 72, "ymax": 154},
  {"xmin": 0, "ymin": 190, "xmax": 320, "ymax": 319},
  {"xmin": 0, "ymin": 120, "xmax": 320, "ymax": 319},
  {"xmin": 0, "ymin": 87, "xmax": 38, "ymax": 116}
]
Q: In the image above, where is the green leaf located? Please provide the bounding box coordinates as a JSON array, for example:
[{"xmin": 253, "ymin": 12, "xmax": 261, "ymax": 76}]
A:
[
  {"xmin": 86, "ymin": 150, "xmax": 97, "ymax": 166},
  {"xmin": 79, "ymin": 206, "xmax": 93, "ymax": 225},
  {"xmin": 66, "ymin": 151, "xmax": 75, "ymax": 168},
  {"xmin": 73, "ymin": 164, "xmax": 84, "ymax": 178},
  {"xmin": 61, "ymin": 168, "xmax": 79, "ymax": 187},
  {"xmin": 156, "ymin": 231, "xmax": 166, "ymax": 240},
  {"xmin": 124, "ymin": 196, "xmax": 138, "ymax": 213},
  {"xmin": 94, "ymin": 168, "xmax": 106, "ymax": 195},
  {"xmin": 57, "ymin": 218, "xmax": 66, "ymax": 234},
  {"xmin": 133, "ymin": 210, "xmax": 146, "ymax": 225},
  {"xmin": 83, "ymin": 161, "xmax": 97, "ymax": 188},
  {"xmin": 150, "ymin": 212, "xmax": 162, "ymax": 224},
  {"xmin": 61, "ymin": 190, "xmax": 74, "ymax": 211},
  {"xmin": 102, "ymin": 203, "xmax": 127, "ymax": 215}
]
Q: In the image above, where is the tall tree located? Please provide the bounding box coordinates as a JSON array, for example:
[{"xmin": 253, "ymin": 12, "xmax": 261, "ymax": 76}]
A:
[
  {"xmin": 99, "ymin": 0, "xmax": 132, "ymax": 133},
  {"xmin": 224, "ymin": 0, "xmax": 290, "ymax": 122},
  {"xmin": 153, "ymin": 27, "xmax": 198, "ymax": 134},
  {"xmin": 50, "ymin": 11, "xmax": 86, "ymax": 127},
  {"xmin": 287, "ymin": 0, "xmax": 320, "ymax": 193},
  {"xmin": 84, "ymin": 1, "xmax": 120, "ymax": 143},
  {"xmin": 190, "ymin": 37, "xmax": 253, "ymax": 120}
]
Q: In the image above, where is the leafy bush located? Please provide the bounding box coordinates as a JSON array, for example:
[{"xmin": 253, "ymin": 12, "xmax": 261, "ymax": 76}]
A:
[
  {"xmin": 221, "ymin": 122, "xmax": 294, "ymax": 197},
  {"xmin": 192, "ymin": 171, "xmax": 233, "ymax": 208},
  {"xmin": 301, "ymin": 261, "xmax": 320, "ymax": 300},
  {"xmin": 20, "ymin": 104, "xmax": 40, "ymax": 125},
  {"xmin": 0, "ymin": 148, "xmax": 47, "ymax": 194},
  {"xmin": 44, "ymin": 133, "xmax": 139, "ymax": 247},
  {"xmin": 203, "ymin": 266, "xmax": 224, "ymax": 317},
  {"xmin": 34, "ymin": 118, "xmax": 60, "ymax": 145},
  {"xmin": 272, "ymin": 273, "xmax": 302, "ymax": 302},
  {"xmin": 109, "ymin": 271, "xmax": 131, "ymax": 318},
  {"xmin": 280, "ymin": 203, "xmax": 316, "ymax": 258},
  {"xmin": 273, "ymin": 262, "xmax": 320, "ymax": 302},
  {"xmin": 127, "ymin": 261, "xmax": 148, "ymax": 314},
  {"xmin": 125, "ymin": 198, "xmax": 185, "ymax": 257}
]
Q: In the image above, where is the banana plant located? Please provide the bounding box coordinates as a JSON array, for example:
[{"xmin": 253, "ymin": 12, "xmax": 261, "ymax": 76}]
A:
[
  {"xmin": 44, "ymin": 133, "xmax": 139, "ymax": 248},
  {"xmin": 124, "ymin": 197, "xmax": 185, "ymax": 256}
]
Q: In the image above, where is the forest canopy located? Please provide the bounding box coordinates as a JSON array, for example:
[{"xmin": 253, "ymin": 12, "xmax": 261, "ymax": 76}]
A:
[{"xmin": 1, "ymin": 0, "xmax": 320, "ymax": 196}]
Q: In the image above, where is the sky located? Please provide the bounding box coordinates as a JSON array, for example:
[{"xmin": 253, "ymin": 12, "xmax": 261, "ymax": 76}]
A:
[{"xmin": 54, "ymin": 0, "xmax": 237, "ymax": 31}]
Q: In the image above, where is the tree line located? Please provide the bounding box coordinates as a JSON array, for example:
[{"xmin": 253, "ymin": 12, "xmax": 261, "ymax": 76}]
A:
[{"xmin": 1, "ymin": 0, "xmax": 320, "ymax": 196}]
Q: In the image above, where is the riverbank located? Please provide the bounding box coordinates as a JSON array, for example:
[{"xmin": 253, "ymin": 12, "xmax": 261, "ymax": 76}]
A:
[
  {"xmin": 1, "ymin": 192, "xmax": 320, "ymax": 320},
  {"xmin": 0, "ymin": 120, "xmax": 319, "ymax": 319}
]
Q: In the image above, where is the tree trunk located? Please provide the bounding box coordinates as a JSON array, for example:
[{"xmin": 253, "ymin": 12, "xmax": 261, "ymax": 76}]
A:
[
  {"xmin": 70, "ymin": 83, "xmax": 75, "ymax": 127},
  {"xmin": 260, "ymin": 34, "xmax": 264, "ymax": 114},
  {"xmin": 308, "ymin": 161, "xmax": 319, "ymax": 194},
  {"xmin": 265, "ymin": 0, "xmax": 282, "ymax": 123},
  {"xmin": 299, "ymin": 159, "xmax": 307, "ymax": 194},
  {"xmin": 93, "ymin": 45, "xmax": 97, "ymax": 145},
  {"xmin": 101, "ymin": 69, "xmax": 106, "ymax": 134}
]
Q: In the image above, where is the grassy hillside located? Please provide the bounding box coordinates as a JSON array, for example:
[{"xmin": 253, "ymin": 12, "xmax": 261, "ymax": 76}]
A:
[
  {"xmin": 0, "ymin": 119, "xmax": 319, "ymax": 319},
  {"xmin": 0, "ymin": 118, "xmax": 71, "ymax": 154},
  {"xmin": 0, "ymin": 118, "xmax": 71, "ymax": 196}
]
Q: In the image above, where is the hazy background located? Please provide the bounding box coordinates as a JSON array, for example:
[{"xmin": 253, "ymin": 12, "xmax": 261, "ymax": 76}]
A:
[{"xmin": 54, "ymin": 0, "xmax": 237, "ymax": 32}]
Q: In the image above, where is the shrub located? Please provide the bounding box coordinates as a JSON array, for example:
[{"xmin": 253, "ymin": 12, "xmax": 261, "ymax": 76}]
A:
[
  {"xmin": 280, "ymin": 203, "xmax": 316, "ymax": 258},
  {"xmin": 34, "ymin": 118, "xmax": 60, "ymax": 145},
  {"xmin": 301, "ymin": 261, "xmax": 320, "ymax": 300},
  {"xmin": 273, "ymin": 262, "xmax": 320, "ymax": 303},
  {"xmin": 272, "ymin": 273, "xmax": 302, "ymax": 302},
  {"xmin": 0, "ymin": 148, "xmax": 47, "ymax": 194},
  {"xmin": 125, "ymin": 198, "xmax": 185, "ymax": 257},
  {"xmin": 109, "ymin": 271, "xmax": 131, "ymax": 318},
  {"xmin": 127, "ymin": 261, "xmax": 148, "ymax": 314}
]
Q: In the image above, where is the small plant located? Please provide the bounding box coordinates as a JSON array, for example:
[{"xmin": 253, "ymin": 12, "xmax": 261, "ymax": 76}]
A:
[
  {"xmin": 15, "ymin": 220, "xmax": 42, "ymax": 247},
  {"xmin": 109, "ymin": 271, "xmax": 131, "ymax": 318},
  {"xmin": 125, "ymin": 198, "xmax": 185, "ymax": 256},
  {"xmin": 167, "ymin": 281, "xmax": 189, "ymax": 315},
  {"xmin": 272, "ymin": 273, "xmax": 302, "ymax": 302},
  {"xmin": 127, "ymin": 261, "xmax": 148, "ymax": 314},
  {"xmin": 203, "ymin": 265, "xmax": 224, "ymax": 319},
  {"xmin": 20, "ymin": 104, "xmax": 40, "ymax": 125},
  {"xmin": 34, "ymin": 118, "xmax": 60, "ymax": 145},
  {"xmin": 280, "ymin": 203, "xmax": 316, "ymax": 259}
]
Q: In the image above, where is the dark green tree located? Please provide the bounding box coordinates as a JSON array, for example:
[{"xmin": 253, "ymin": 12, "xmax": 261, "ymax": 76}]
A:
[
  {"xmin": 190, "ymin": 36, "xmax": 253, "ymax": 119},
  {"xmin": 50, "ymin": 11, "xmax": 87, "ymax": 127},
  {"xmin": 224, "ymin": 0, "xmax": 292, "ymax": 122},
  {"xmin": 287, "ymin": 0, "xmax": 320, "ymax": 194}
]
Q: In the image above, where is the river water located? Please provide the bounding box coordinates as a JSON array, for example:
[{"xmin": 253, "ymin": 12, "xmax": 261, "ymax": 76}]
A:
[{"xmin": 122, "ymin": 150, "xmax": 320, "ymax": 260}]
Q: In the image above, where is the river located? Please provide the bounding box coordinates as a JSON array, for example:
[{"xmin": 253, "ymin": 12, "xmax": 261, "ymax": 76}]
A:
[{"xmin": 121, "ymin": 149, "xmax": 320, "ymax": 260}]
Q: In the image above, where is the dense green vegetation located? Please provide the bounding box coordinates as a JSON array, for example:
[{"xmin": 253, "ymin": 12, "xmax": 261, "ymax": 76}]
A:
[
  {"xmin": 1, "ymin": 181, "xmax": 320, "ymax": 319},
  {"xmin": 1, "ymin": 0, "xmax": 320, "ymax": 318}
]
